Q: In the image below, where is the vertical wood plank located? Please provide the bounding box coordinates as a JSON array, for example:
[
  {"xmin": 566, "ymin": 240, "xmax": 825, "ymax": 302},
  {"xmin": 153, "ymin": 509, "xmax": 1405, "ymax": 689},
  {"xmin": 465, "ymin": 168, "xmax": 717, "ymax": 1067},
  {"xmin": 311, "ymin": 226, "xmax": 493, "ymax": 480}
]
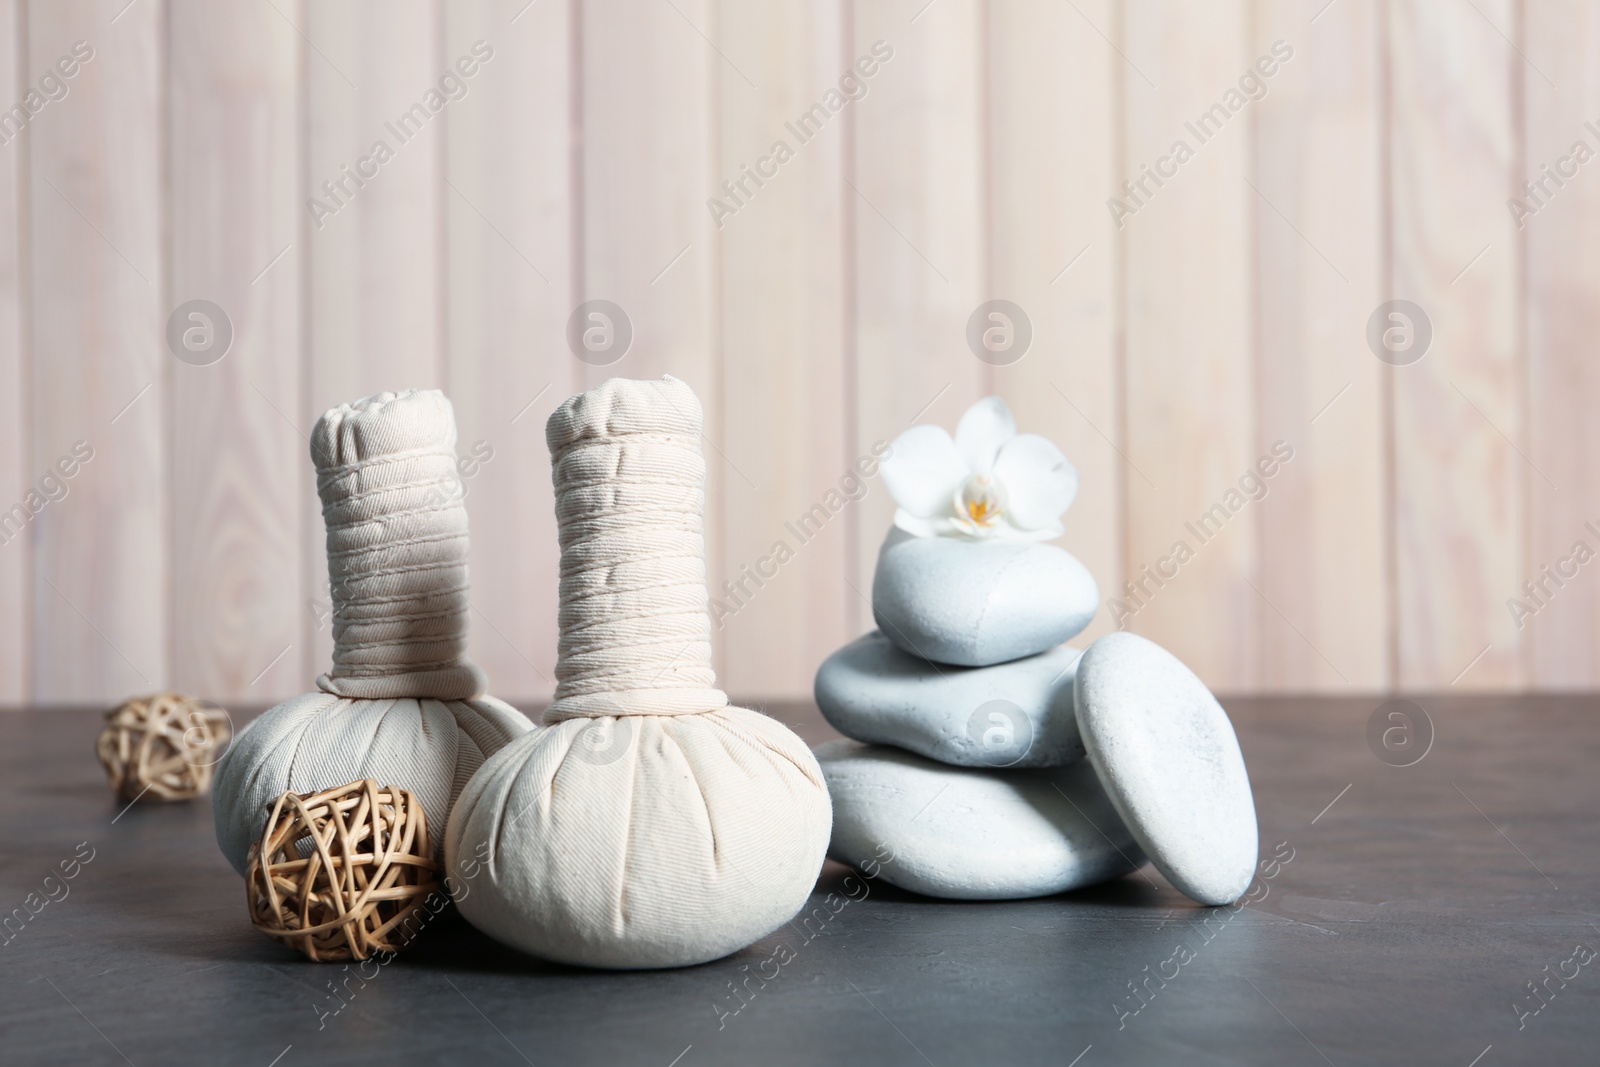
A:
[
  {"xmin": 851, "ymin": 0, "xmax": 988, "ymax": 630},
  {"xmin": 578, "ymin": 0, "xmax": 721, "ymax": 669},
  {"xmin": 29, "ymin": 0, "xmax": 168, "ymax": 703},
  {"xmin": 712, "ymin": 0, "xmax": 851, "ymax": 700},
  {"xmin": 1389, "ymin": 0, "xmax": 1523, "ymax": 689},
  {"xmin": 303, "ymin": 0, "xmax": 443, "ymax": 402},
  {"xmin": 302, "ymin": 0, "xmax": 445, "ymax": 681},
  {"xmin": 1522, "ymin": 0, "xmax": 1600, "ymax": 688},
  {"xmin": 987, "ymin": 0, "xmax": 1122, "ymax": 654},
  {"xmin": 168, "ymin": 0, "xmax": 303, "ymax": 701},
  {"xmin": 443, "ymin": 0, "xmax": 574, "ymax": 703},
  {"xmin": 1120, "ymin": 0, "xmax": 1258, "ymax": 689},
  {"xmin": 1249, "ymin": 0, "xmax": 1387, "ymax": 690},
  {"xmin": 0, "ymin": 0, "xmax": 29, "ymax": 703}
]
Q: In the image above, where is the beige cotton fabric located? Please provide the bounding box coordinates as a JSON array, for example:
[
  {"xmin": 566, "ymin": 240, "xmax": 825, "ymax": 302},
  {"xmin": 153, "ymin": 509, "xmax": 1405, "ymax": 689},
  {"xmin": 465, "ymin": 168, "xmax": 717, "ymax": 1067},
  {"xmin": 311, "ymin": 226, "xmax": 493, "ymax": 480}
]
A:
[
  {"xmin": 446, "ymin": 376, "xmax": 832, "ymax": 969},
  {"xmin": 213, "ymin": 390, "xmax": 530, "ymax": 876}
]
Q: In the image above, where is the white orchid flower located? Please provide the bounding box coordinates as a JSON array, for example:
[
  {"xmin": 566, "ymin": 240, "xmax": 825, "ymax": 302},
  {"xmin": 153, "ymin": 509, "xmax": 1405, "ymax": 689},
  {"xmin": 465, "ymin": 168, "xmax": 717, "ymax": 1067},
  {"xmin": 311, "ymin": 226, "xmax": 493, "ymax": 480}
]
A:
[{"xmin": 880, "ymin": 396, "xmax": 1077, "ymax": 541}]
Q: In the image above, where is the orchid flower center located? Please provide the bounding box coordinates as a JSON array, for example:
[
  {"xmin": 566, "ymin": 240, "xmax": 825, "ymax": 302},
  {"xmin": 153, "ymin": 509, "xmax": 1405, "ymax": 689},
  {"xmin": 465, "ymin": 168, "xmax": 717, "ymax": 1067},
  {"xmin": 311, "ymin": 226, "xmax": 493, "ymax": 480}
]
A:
[{"xmin": 957, "ymin": 474, "xmax": 1005, "ymax": 528}]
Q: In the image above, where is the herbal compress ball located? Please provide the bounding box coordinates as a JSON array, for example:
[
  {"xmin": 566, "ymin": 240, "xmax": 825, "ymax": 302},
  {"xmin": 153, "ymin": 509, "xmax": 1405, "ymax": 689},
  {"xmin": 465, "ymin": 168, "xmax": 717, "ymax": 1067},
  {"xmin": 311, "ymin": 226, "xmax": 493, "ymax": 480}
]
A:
[
  {"xmin": 446, "ymin": 376, "xmax": 832, "ymax": 969},
  {"xmin": 213, "ymin": 390, "xmax": 530, "ymax": 875}
]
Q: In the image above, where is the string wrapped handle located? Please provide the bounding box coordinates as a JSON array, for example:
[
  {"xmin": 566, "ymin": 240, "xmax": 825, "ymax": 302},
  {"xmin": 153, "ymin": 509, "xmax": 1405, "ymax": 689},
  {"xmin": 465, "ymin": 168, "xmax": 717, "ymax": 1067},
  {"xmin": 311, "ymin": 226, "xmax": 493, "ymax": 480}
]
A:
[
  {"xmin": 313, "ymin": 390, "xmax": 486, "ymax": 701},
  {"xmin": 543, "ymin": 376, "xmax": 728, "ymax": 722}
]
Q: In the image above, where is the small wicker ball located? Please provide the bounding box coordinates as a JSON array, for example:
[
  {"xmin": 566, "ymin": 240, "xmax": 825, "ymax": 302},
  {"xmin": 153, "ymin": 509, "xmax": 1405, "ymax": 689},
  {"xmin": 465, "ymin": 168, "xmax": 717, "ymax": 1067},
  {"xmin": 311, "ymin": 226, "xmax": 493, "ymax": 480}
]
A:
[
  {"xmin": 95, "ymin": 692, "xmax": 232, "ymax": 802},
  {"xmin": 246, "ymin": 779, "xmax": 439, "ymax": 962}
]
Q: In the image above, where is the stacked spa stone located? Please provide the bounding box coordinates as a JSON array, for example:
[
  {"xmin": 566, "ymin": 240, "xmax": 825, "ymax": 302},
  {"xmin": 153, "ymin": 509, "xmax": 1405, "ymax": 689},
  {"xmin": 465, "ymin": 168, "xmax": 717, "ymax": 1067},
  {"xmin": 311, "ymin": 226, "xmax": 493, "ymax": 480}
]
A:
[
  {"xmin": 815, "ymin": 530, "xmax": 1261, "ymax": 906},
  {"xmin": 816, "ymin": 392, "xmax": 1261, "ymax": 905},
  {"xmin": 812, "ymin": 528, "xmax": 1141, "ymax": 900}
]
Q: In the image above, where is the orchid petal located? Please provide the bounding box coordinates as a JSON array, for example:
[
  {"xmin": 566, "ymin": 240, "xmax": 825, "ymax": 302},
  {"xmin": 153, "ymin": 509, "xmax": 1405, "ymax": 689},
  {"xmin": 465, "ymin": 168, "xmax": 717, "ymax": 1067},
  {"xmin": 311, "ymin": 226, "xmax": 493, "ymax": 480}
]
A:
[
  {"xmin": 954, "ymin": 397, "xmax": 1016, "ymax": 475},
  {"xmin": 892, "ymin": 509, "xmax": 945, "ymax": 538},
  {"xmin": 880, "ymin": 425, "xmax": 968, "ymax": 518},
  {"xmin": 993, "ymin": 432, "xmax": 1078, "ymax": 529},
  {"xmin": 1002, "ymin": 520, "xmax": 1065, "ymax": 542}
]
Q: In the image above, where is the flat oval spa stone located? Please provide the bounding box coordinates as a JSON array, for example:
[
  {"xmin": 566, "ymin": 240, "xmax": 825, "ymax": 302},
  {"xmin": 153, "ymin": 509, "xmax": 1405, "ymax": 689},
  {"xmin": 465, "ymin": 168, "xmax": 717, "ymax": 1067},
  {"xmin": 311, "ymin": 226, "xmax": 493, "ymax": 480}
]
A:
[
  {"xmin": 815, "ymin": 739, "xmax": 1143, "ymax": 900},
  {"xmin": 871, "ymin": 530, "xmax": 1097, "ymax": 667},
  {"xmin": 1073, "ymin": 631, "xmax": 1258, "ymax": 906},
  {"xmin": 814, "ymin": 631, "xmax": 1085, "ymax": 768}
]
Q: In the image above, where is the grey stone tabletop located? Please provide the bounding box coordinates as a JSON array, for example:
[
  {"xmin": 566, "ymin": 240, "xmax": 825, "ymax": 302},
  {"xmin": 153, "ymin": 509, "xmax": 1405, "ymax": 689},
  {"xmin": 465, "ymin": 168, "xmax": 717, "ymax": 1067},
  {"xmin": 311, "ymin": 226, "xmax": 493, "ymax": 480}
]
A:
[{"xmin": 1, "ymin": 695, "xmax": 1595, "ymax": 1066}]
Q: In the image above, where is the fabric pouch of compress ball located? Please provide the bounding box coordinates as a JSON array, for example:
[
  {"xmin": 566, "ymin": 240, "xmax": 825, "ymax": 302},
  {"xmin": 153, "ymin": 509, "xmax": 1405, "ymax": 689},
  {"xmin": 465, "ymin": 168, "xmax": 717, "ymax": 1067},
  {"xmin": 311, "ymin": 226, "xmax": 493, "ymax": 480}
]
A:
[
  {"xmin": 213, "ymin": 389, "xmax": 531, "ymax": 875},
  {"xmin": 446, "ymin": 375, "xmax": 832, "ymax": 969}
]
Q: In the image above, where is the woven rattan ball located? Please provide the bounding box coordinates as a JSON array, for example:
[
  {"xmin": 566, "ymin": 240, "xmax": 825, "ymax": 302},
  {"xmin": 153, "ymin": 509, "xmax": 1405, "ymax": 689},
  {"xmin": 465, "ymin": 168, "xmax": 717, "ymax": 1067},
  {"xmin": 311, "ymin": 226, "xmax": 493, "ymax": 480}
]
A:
[
  {"xmin": 246, "ymin": 779, "xmax": 439, "ymax": 962},
  {"xmin": 95, "ymin": 692, "xmax": 232, "ymax": 802}
]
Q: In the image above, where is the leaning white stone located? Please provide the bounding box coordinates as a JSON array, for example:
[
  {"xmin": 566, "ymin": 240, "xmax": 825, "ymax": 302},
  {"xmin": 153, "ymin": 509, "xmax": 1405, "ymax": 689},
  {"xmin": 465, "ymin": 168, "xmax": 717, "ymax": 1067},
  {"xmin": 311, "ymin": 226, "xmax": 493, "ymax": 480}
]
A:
[
  {"xmin": 1074, "ymin": 631, "xmax": 1258, "ymax": 906},
  {"xmin": 816, "ymin": 739, "xmax": 1144, "ymax": 900},
  {"xmin": 814, "ymin": 631, "xmax": 1084, "ymax": 768},
  {"xmin": 871, "ymin": 529, "xmax": 1097, "ymax": 667}
]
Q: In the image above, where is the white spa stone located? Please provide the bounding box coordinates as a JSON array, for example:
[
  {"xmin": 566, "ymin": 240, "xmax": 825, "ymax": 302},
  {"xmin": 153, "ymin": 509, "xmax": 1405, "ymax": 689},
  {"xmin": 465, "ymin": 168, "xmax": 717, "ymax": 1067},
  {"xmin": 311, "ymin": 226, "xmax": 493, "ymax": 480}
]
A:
[
  {"xmin": 870, "ymin": 529, "xmax": 1097, "ymax": 667},
  {"xmin": 814, "ymin": 631, "xmax": 1084, "ymax": 768},
  {"xmin": 1073, "ymin": 631, "xmax": 1258, "ymax": 906},
  {"xmin": 815, "ymin": 739, "xmax": 1143, "ymax": 900}
]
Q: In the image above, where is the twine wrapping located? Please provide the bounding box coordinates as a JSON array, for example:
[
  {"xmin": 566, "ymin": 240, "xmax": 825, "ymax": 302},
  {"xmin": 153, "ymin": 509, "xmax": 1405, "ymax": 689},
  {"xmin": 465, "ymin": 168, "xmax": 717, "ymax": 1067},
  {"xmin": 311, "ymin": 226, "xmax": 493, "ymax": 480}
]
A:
[
  {"xmin": 312, "ymin": 390, "xmax": 487, "ymax": 701},
  {"xmin": 543, "ymin": 375, "xmax": 728, "ymax": 722}
]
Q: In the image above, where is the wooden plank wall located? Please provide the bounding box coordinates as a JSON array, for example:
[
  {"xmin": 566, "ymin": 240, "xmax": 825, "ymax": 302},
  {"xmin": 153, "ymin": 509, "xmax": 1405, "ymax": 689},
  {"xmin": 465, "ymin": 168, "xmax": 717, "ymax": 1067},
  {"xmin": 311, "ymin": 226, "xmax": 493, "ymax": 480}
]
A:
[{"xmin": 0, "ymin": 0, "xmax": 1593, "ymax": 707}]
